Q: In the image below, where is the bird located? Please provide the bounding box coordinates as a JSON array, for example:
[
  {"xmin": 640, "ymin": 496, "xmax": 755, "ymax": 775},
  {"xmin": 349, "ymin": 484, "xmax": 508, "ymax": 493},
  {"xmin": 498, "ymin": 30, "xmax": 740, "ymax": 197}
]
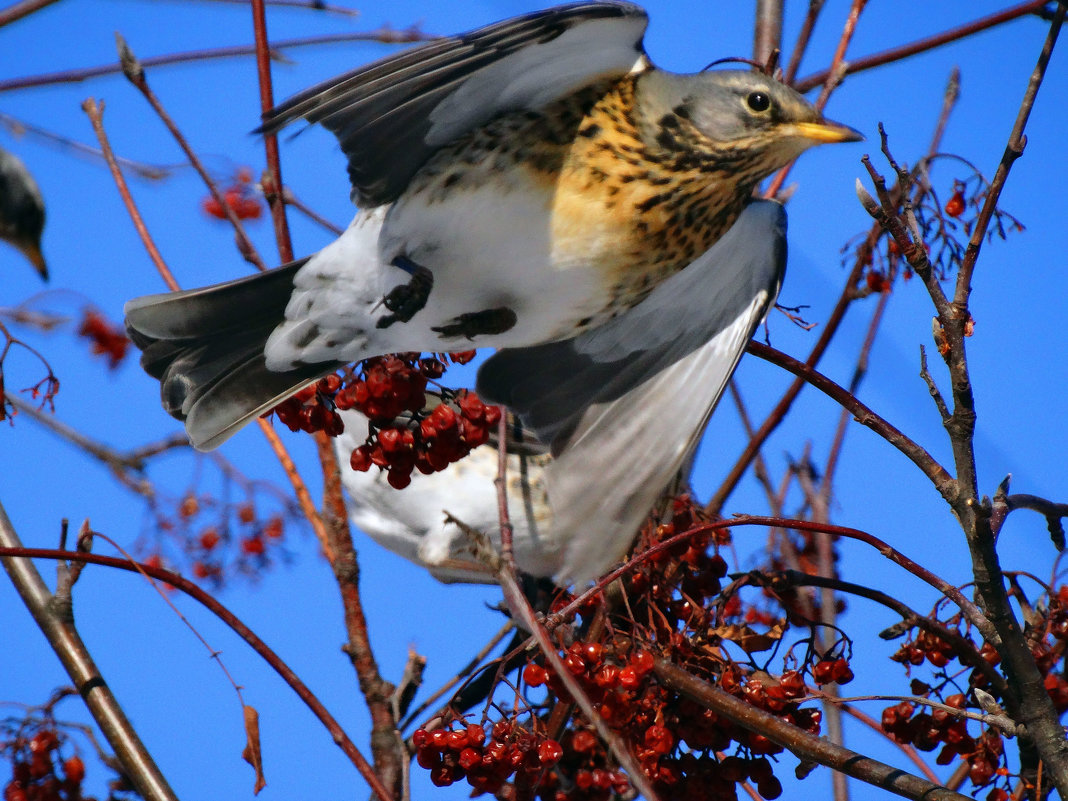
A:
[
  {"xmin": 124, "ymin": 2, "xmax": 861, "ymax": 582},
  {"xmin": 0, "ymin": 145, "xmax": 48, "ymax": 281}
]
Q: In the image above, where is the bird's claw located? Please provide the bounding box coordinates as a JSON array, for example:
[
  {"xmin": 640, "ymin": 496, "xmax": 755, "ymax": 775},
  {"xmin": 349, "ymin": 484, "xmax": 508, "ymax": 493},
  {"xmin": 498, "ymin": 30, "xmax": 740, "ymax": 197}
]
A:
[
  {"xmin": 376, "ymin": 256, "xmax": 434, "ymax": 329},
  {"xmin": 432, "ymin": 307, "xmax": 517, "ymax": 340}
]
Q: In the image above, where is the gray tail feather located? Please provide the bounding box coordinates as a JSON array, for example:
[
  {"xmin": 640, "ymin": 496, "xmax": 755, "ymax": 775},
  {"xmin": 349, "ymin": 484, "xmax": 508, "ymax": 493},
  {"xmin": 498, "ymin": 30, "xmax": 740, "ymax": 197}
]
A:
[{"xmin": 125, "ymin": 259, "xmax": 343, "ymax": 451}]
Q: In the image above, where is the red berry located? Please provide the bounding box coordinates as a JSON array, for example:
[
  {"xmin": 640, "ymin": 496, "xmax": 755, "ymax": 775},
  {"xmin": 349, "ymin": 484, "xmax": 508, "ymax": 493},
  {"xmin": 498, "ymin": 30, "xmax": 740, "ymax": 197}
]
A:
[
  {"xmin": 240, "ymin": 536, "xmax": 264, "ymax": 555},
  {"xmin": 630, "ymin": 650, "xmax": 655, "ymax": 675},
  {"xmin": 643, "ymin": 724, "xmax": 673, "ymax": 755},
  {"xmin": 458, "ymin": 747, "xmax": 481, "ymax": 770},
  {"xmin": 458, "ymin": 391, "xmax": 485, "ymax": 419},
  {"xmin": 832, "ymin": 657, "xmax": 854, "ymax": 684},
  {"xmin": 945, "ymin": 189, "xmax": 966, "ymax": 218},
  {"xmin": 386, "ymin": 468, "xmax": 412, "ymax": 490},
  {"xmin": 30, "ymin": 731, "xmax": 58, "ymax": 753},
  {"xmin": 201, "ymin": 196, "xmax": 225, "ymax": 219},
  {"xmin": 523, "ymin": 663, "xmax": 548, "ymax": 687},
  {"xmin": 757, "ymin": 775, "xmax": 783, "ymax": 799},
  {"xmin": 594, "ymin": 664, "xmax": 620, "ymax": 688},
  {"xmin": 571, "ymin": 729, "xmax": 596, "ymax": 753},
  {"xmin": 199, "ymin": 528, "xmax": 220, "ymax": 550},
  {"xmin": 618, "ymin": 665, "xmax": 641, "ymax": 689},
  {"xmin": 263, "ymin": 516, "xmax": 284, "ymax": 539},
  {"xmin": 813, "ymin": 659, "xmax": 835, "ymax": 685},
  {"xmin": 563, "ymin": 652, "xmax": 586, "ymax": 676},
  {"xmin": 62, "ymin": 756, "xmax": 85, "ymax": 784},
  {"xmin": 350, "ymin": 445, "xmax": 373, "ymax": 472},
  {"xmin": 538, "ymin": 739, "xmax": 563, "ymax": 765}
]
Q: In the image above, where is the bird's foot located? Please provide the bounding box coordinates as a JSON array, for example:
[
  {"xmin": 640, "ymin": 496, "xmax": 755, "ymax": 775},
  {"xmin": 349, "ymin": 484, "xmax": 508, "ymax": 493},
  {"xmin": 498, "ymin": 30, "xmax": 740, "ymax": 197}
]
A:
[
  {"xmin": 376, "ymin": 255, "xmax": 434, "ymax": 329},
  {"xmin": 432, "ymin": 307, "xmax": 517, "ymax": 340}
]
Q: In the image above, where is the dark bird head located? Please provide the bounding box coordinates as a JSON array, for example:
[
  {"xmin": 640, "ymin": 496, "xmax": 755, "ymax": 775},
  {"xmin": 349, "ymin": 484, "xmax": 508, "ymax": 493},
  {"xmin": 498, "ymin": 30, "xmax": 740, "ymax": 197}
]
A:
[
  {"xmin": 0, "ymin": 146, "xmax": 48, "ymax": 281},
  {"xmin": 637, "ymin": 69, "xmax": 862, "ymax": 181}
]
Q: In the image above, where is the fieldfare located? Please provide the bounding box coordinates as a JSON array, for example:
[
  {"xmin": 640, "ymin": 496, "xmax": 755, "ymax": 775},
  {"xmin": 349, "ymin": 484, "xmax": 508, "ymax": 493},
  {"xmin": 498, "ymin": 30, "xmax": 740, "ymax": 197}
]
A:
[
  {"xmin": 125, "ymin": 2, "xmax": 861, "ymax": 582},
  {"xmin": 0, "ymin": 145, "xmax": 47, "ymax": 281}
]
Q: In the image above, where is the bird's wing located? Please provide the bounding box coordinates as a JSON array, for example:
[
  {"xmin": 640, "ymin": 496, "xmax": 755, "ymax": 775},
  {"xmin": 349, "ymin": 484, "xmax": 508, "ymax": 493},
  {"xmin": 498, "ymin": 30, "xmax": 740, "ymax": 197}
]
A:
[
  {"xmin": 477, "ymin": 200, "xmax": 788, "ymax": 585},
  {"xmin": 477, "ymin": 200, "xmax": 788, "ymax": 452},
  {"xmin": 257, "ymin": 2, "xmax": 649, "ymax": 206}
]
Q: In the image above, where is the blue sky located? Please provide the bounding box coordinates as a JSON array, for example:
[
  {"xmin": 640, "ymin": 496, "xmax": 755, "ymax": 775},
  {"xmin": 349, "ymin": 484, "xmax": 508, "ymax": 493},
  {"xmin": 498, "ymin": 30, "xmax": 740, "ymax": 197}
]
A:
[{"xmin": 2, "ymin": 1, "xmax": 1066, "ymax": 799}]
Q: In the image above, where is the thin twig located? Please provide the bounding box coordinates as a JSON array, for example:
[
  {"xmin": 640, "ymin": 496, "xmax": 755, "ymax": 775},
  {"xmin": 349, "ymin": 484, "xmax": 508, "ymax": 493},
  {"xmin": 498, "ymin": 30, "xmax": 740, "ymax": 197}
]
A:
[
  {"xmin": 283, "ymin": 187, "xmax": 344, "ymax": 235},
  {"xmin": 248, "ymin": 3, "xmax": 399, "ymax": 795},
  {"xmin": 4, "ymin": 391, "xmax": 188, "ymax": 495},
  {"xmin": 0, "ymin": 27, "xmax": 436, "ymax": 93},
  {"xmin": 745, "ymin": 342, "xmax": 958, "ymax": 510},
  {"xmin": 0, "ymin": 112, "xmax": 173, "ymax": 180},
  {"xmin": 399, "ymin": 622, "xmax": 515, "ymax": 731},
  {"xmin": 197, "ymin": 0, "xmax": 361, "ymax": 14},
  {"xmin": 772, "ymin": 571, "xmax": 1006, "ymax": 694},
  {"xmin": 115, "ymin": 35, "xmax": 266, "ymax": 272},
  {"xmin": 752, "ymin": 0, "xmax": 784, "ymax": 67},
  {"xmin": 81, "ymin": 99, "xmax": 180, "ymax": 291},
  {"xmin": 496, "ymin": 567, "xmax": 663, "ymax": 801},
  {"xmin": 783, "ymin": 0, "xmax": 827, "ymax": 84},
  {"xmin": 795, "ymin": 0, "xmax": 1052, "ymax": 92},
  {"xmin": 953, "ymin": 2, "xmax": 1061, "ymax": 310},
  {"xmin": 841, "ymin": 705, "xmax": 944, "ymax": 785},
  {"xmin": 764, "ymin": 0, "xmax": 866, "ymax": 198},
  {"xmin": 0, "ymin": 0, "xmax": 60, "ymax": 28}
]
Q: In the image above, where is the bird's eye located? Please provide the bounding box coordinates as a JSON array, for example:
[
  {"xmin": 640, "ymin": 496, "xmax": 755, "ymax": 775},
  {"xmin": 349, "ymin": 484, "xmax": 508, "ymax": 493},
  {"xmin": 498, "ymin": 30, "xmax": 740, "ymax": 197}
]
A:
[{"xmin": 746, "ymin": 92, "xmax": 771, "ymax": 113}]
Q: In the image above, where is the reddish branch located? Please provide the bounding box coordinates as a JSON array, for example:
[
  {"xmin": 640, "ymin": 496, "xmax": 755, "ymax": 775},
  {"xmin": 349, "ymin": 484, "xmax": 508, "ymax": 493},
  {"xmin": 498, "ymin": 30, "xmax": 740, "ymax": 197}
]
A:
[
  {"xmin": 82, "ymin": 99, "xmax": 179, "ymax": 291},
  {"xmin": 0, "ymin": 0, "xmax": 59, "ymax": 28},
  {"xmin": 248, "ymin": 3, "xmax": 400, "ymax": 797},
  {"xmin": 746, "ymin": 342, "xmax": 957, "ymax": 506}
]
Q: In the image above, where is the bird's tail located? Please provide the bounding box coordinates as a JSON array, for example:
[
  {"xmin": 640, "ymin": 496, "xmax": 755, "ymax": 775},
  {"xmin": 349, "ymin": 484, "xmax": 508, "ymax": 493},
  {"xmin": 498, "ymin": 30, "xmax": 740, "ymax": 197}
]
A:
[{"xmin": 124, "ymin": 258, "xmax": 343, "ymax": 451}]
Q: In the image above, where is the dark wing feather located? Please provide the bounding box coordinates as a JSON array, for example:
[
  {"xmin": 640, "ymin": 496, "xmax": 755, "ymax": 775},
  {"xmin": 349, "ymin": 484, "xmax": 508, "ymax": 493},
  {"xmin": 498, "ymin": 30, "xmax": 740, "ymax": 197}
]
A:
[
  {"xmin": 477, "ymin": 200, "xmax": 788, "ymax": 455},
  {"xmin": 125, "ymin": 259, "xmax": 344, "ymax": 451},
  {"xmin": 258, "ymin": 2, "xmax": 649, "ymax": 206}
]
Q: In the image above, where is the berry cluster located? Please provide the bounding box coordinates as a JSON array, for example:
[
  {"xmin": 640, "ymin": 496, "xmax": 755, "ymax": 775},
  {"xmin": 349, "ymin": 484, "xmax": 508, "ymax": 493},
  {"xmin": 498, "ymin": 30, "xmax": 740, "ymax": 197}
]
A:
[
  {"xmin": 201, "ymin": 167, "xmax": 262, "ymax": 221},
  {"xmin": 881, "ymin": 580, "xmax": 1068, "ymax": 795},
  {"xmin": 474, "ymin": 632, "xmax": 823, "ymax": 800},
  {"xmin": 146, "ymin": 490, "xmax": 290, "ymax": 586},
  {"xmin": 408, "ymin": 488, "xmax": 845, "ymax": 800},
  {"xmin": 810, "ymin": 656, "xmax": 854, "ymax": 685},
  {"xmin": 881, "ymin": 695, "xmax": 1006, "ymax": 788},
  {"xmin": 268, "ymin": 353, "xmax": 501, "ymax": 490},
  {"xmin": 412, "ymin": 721, "xmax": 573, "ymax": 795},
  {"xmin": 77, "ymin": 309, "xmax": 128, "ymax": 369},
  {"xmin": 3, "ymin": 729, "xmax": 90, "ymax": 801}
]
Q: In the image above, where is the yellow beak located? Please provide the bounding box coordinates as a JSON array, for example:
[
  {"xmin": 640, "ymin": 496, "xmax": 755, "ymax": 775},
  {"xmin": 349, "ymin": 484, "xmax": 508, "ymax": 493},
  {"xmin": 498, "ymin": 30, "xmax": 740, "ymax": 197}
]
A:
[{"xmin": 788, "ymin": 119, "xmax": 865, "ymax": 144}]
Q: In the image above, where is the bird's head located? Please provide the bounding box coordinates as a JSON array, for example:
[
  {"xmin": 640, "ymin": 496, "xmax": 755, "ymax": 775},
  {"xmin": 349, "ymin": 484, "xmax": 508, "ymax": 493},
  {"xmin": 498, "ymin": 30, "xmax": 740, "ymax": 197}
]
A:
[{"xmin": 637, "ymin": 69, "xmax": 862, "ymax": 178}]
